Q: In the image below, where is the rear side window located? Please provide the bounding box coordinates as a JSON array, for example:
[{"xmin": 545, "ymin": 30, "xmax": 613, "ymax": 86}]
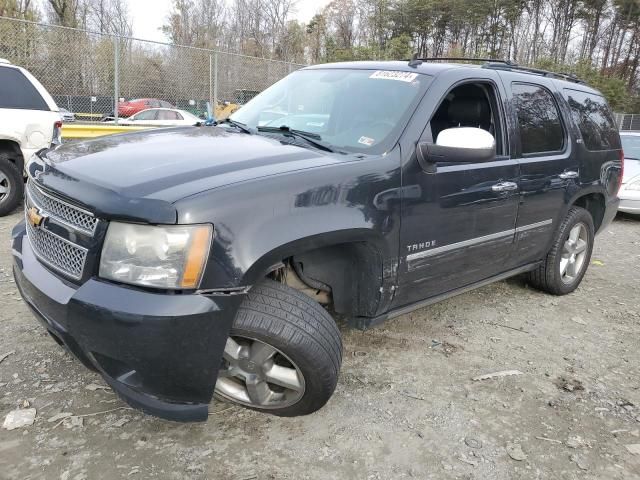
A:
[
  {"xmin": 133, "ymin": 110, "xmax": 157, "ymax": 121},
  {"xmin": 0, "ymin": 67, "xmax": 49, "ymax": 111},
  {"xmin": 563, "ymin": 89, "xmax": 620, "ymax": 151},
  {"xmin": 512, "ymin": 83, "xmax": 564, "ymax": 155}
]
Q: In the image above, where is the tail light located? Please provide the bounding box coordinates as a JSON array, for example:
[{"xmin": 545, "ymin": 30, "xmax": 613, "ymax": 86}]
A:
[{"xmin": 52, "ymin": 120, "xmax": 62, "ymax": 145}]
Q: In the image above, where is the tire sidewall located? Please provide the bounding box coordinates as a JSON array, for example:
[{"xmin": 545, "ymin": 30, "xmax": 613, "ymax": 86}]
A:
[
  {"xmin": 228, "ymin": 324, "xmax": 337, "ymax": 417},
  {"xmin": 550, "ymin": 208, "xmax": 595, "ymax": 295},
  {"xmin": 0, "ymin": 160, "xmax": 23, "ymax": 216}
]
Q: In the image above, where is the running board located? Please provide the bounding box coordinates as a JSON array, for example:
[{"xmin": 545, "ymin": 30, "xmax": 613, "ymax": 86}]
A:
[{"xmin": 351, "ymin": 262, "xmax": 540, "ymax": 330}]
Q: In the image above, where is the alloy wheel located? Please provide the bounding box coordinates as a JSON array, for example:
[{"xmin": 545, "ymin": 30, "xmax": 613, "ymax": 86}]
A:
[
  {"xmin": 559, "ymin": 222, "xmax": 589, "ymax": 284},
  {"xmin": 0, "ymin": 171, "xmax": 9, "ymax": 203},
  {"xmin": 215, "ymin": 335, "xmax": 305, "ymax": 409}
]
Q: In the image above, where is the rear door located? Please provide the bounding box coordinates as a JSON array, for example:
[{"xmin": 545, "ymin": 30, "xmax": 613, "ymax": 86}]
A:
[{"xmin": 501, "ymin": 74, "xmax": 576, "ymax": 264}]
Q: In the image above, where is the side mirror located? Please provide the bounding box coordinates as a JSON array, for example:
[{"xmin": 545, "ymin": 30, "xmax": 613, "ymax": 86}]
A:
[{"xmin": 417, "ymin": 127, "xmax": 496, "ymax": 172}]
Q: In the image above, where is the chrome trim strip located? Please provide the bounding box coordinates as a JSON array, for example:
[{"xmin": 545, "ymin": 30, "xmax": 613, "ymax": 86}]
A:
[
  {"xmin": 407, "ymin": 228, "xmax": 515, "ymax": 262},
  {"xmin": 406, "ymin": 219, "xmax": 553, "ymax": 263},
  {"xmin": 515, "ymin": 219, "xmax": 553, "ymax": 233}
]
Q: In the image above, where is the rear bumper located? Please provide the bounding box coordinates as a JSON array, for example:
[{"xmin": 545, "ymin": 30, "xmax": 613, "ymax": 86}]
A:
[{"xmin": 12, "ymin": 222, "xmax": 243, "ymax": 422}]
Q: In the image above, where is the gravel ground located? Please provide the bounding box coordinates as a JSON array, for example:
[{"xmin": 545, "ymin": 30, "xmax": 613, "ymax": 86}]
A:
[{"xmin": 1, "ymin": 207, "xmax": 639, "ymax": 480}]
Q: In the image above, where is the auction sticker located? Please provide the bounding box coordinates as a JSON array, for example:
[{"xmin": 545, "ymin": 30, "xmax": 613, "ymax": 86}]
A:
[{"xmin": 370, "ymin": 71, "xmax": 418, "ymax": 83}]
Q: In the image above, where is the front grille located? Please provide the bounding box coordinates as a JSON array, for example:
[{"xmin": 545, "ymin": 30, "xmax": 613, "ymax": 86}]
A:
[
  {"xmin": 25, "ymin": 218, "xmax": 88, "ymax": 280},
  {"xmin": 27, "ymin": 181, "xmax": 98, "ymax": 235},
  {"xmin": 24, "ymin": 180, "xmax": 96, "ymax": 280}
]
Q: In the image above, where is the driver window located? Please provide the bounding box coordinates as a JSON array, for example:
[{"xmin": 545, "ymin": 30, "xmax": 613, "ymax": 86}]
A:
[{"xmin": 430, "ymin": 82, "xmax": 504, "ymax": 156}]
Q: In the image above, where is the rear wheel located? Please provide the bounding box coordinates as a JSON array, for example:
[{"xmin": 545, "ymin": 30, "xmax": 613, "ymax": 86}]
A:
[
  {"xmin": 527, "ymin": 206, "xmax": 595, "ymax": 295},
  {"xmin": 0, "ymin": 155, "xmax": 23, "ymax": 216},
  {"xmin": 214, "ymin": 279, "xmax": 342, "ymax": 416}
]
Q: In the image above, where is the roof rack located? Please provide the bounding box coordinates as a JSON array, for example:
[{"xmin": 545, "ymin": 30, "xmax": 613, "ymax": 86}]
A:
[
  {"xmin": 407, "ymin": 54, "xmax": 516, "ymax": 68},
  {"xmin": 482, "ymin": 62, "xmax": 586, "ymax": 84},
  {"xmin": 406, "ymin": 54, "xmax": 586, "ymax": 85}
]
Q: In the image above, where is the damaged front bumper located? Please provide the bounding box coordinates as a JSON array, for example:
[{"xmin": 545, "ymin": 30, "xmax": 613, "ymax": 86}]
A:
[{"xmin": 12, "ymin": 221, "xmax": 243, "ymax": 422}]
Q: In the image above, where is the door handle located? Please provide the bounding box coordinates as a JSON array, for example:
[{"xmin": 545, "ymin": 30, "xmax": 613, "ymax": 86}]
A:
[
  {"xmin": 559, "ymin": 171, "xmax": 579, "ymax": 180},
  {"xmin": 491, "ymin": 181, "xmax": 518, "ymax": 192}
]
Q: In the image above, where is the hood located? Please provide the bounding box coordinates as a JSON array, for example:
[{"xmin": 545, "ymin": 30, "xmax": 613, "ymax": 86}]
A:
[{"xmin": 36, "ymin": 127, "xmax": 349, "ymax": 223}]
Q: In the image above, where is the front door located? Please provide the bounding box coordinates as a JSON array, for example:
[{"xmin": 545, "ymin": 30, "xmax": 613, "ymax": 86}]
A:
[{"xmin": 392, "ymin": 72, "xmax": 520, "ymax": 309}]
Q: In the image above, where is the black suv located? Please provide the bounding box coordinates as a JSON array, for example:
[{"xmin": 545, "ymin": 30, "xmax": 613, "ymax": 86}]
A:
[{"xmin": 12, "ymin": 59, "xmax": 623, "ymax": 422}]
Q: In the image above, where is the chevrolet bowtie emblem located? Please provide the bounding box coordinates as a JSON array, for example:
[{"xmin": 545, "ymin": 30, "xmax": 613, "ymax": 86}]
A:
[{"xmin": 27, "ymin": 207, "xmax": 45, "ymax": 228}]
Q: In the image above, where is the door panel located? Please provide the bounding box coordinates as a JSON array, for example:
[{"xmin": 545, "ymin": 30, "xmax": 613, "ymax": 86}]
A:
[
  {"xmin": 393, "ymin": 71, "xmax": 520, "ymax": 309},
  {"xmin": 394, "ymin": 158, "xmax": 519, "ymax": 308}
]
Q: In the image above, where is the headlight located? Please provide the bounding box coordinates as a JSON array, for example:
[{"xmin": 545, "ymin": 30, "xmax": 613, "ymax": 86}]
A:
[{"xmin": 99, "ymin": 222, "xmax": 212, "ymax": 289}]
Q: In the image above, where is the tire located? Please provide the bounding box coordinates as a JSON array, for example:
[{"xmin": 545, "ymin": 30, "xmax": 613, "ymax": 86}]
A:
[
  {"xmin": 527, "ymin": 206, "xmax": 595, "ymax": 295},
  {"xmin": 215, "ymin": 279, "xmax": 342, "ymax": 417},
  {"xmin": 0, "ymin": 155, "xmax": 23, "ymax": 217}
]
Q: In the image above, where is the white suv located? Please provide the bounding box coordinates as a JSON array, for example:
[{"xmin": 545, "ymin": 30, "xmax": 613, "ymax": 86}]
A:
[{"xmin": 0, "ymin": 59, "xmax": 61, "ymax": 216}]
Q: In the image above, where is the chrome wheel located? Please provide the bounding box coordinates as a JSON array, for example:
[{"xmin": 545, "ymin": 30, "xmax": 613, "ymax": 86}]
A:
[
  {"xmin": 215, "ymin": 336, "xmax": 305, "ymax": 409},
  {"xmin": 0, "ymin": 171, "xmax": 9, "ymax": 203},
  {"xmin": 559, "ymin": 222, "xmax": 588, "ymax": 284}
]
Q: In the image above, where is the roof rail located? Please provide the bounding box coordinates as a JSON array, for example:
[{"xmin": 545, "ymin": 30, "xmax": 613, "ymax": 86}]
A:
[
  {"xmin": 406, "ymin": 54, "xmax": 586, "ymax": 85},
  {"xmin": 408, "ymin": 54, "xmax": 516, "ymax": 68},
  {"xmin": 482, "ymin": 62, "xmax": 586, "ymax": 84}
]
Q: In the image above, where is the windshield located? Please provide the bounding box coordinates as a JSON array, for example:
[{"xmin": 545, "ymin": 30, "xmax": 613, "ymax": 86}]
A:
[
  {"xmin": 230, "ymin": 68, "xmax": 430, "ymax": 154},
  {"xmin": 621, "ymin": 135, "xmax": 640, "ymax": 160}
]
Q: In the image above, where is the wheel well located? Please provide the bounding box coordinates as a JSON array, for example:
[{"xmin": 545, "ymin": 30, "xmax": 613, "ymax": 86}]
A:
[
  {"xmin": 573, "ymin": 193, "xmax": 605, "ymax": 233},
  {"xmin": 268, "ymin": 242, "xmax": 383, "ymax": 317},
  {"xmin": 0, "ymin": 140, "xmax": 24, "ymax": 172}
]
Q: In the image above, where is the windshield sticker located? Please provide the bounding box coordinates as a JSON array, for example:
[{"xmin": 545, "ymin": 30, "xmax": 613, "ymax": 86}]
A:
[
  {"xmin": 358, "ymin": 136, "xmax": 375, "ymax": 146},
  {"xmin": 370, "ymin": 71, "xmax": 419, "ymax": 83}
]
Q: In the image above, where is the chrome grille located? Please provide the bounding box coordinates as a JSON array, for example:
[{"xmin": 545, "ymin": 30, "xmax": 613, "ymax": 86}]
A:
[
  {"xmin": 27, "ymin": 181, "xmax": 98, "ymax": 235},
  {"xmin": 25, "ymin": 218, "xmax": 88, "ymax": 280}
]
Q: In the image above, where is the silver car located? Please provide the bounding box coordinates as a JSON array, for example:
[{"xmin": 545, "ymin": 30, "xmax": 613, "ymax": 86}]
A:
[{"xmin": 619, "ymin": 131, "xmax": 640, "ymax": 215}]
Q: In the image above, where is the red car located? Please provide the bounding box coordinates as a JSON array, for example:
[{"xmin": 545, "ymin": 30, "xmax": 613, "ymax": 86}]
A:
[{"xmin": 118, "ymin": 98, "xmax": 174, "ymax": 117}]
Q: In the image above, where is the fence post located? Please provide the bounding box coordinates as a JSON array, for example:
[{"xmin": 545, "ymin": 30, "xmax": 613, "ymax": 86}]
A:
[
  {"xmin": 114, "ymin": 36, "xmax": 120, "ymax": 125},
  {"xmin": 209, "ymin": 54, "xmax": 214, "ymax": 115},
  {"xmin": 213, "ymin": 52, "xmax": 218, "ymax": 120}
]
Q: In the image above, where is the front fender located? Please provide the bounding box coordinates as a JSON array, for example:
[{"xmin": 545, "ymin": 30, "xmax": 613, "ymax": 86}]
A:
[{"xmin": 174, "ymin": 153, "xmax": 403, "ymax": 290}]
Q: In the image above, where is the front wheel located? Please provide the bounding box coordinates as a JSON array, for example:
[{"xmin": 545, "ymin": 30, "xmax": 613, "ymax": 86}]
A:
[
  {"xmin": 527, "ymin": 206, "xmax": 595, "ymax": 295},
  {"xmin": 214, "ymin": 280, "xmax": 342, "ymax": 417}
]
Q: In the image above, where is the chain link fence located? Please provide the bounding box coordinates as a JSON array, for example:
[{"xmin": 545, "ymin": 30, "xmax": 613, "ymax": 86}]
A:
[
  {"xmin": 614, "ymin": 113, "xmax": 640, "ymax": 131},
  {"xmin": 0, "ymin": 16, "xmax": 305, "ymax": 122}
]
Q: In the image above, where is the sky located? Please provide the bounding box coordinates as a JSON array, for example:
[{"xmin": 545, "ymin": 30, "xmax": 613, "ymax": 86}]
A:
[{"xmin": 128, "ymin": 0, "xmax": 333, "ymax": 43}]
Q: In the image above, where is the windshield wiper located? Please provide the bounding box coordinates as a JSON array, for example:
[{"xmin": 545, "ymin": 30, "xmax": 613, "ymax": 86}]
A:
[
  {"xmin": 257, "ymin": 125, "xmax": 336, "ymax": 153},
  {"xmin": 216, "ymin": 118, "xmax": 254, "ymax": 134}
]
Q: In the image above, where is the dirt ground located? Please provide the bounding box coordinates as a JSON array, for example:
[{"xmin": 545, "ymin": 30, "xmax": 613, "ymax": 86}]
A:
[{"xmin": 1, "ymin": 207, "xmax": 639, "ymax": 480}]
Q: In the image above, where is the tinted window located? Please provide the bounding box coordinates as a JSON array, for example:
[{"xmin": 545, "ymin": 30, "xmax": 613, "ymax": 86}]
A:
[
  {"xmin": 0, "ymin": 67, "xmax": 49, "ymax": 110},
  {"xmin": 512, "ymin": 83, "xmax": 564, "ymax": 155},
  {"xmin": 563, "ymin": 89, "xmax": 620, "ymax": 151}
]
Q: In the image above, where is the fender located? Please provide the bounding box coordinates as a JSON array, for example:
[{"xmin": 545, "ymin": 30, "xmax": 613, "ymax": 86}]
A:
[{"xmin": 175, "ymin": 150, "xmax": 403, "ymax": 292}]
